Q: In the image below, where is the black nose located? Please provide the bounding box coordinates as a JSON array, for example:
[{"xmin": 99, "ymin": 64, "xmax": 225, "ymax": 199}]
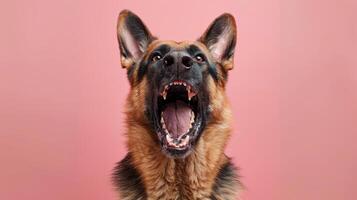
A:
[
  {"xmin": 181, "ymin": 56, "xmax": 193, "ymax": 69},
  {"xmin": 163, "ymin": 52, "xmax": 194, "ymax": 71}
]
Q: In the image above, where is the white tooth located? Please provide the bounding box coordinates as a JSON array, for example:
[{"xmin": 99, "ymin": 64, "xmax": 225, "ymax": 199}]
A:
[
  {"xmin": 163, "ymin": 93, "xmax": 167, "ymax": 100},
  {"xmin": 170, "ymin": 83, "xmax": 173, "ymax": 86},
  {"xmin": 161, "ymin": 118, "xmax": 167, "ymax": 130},
  {"xmin": 166, "ymin": 134, "xmax": 171, "ymax": 142},
  {"xmin": 183, "ymin": 82, "xmax": 186, "ymax": 86},
  {"xmin": 188, "ymin": 91, "xmax": 196, "ymax": 101},
  {"xmin": 183, "ymin": 136, "xmax": 189, "ymax": 145},
  {"xmin": 187, "ymin": 86, "xmax": 192, "ymax": 101}
]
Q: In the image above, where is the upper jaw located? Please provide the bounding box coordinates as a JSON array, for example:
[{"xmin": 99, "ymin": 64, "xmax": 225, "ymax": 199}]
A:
[{"xmin": 159, "ymin": 80, "xmax": 197, "ymax": 101}]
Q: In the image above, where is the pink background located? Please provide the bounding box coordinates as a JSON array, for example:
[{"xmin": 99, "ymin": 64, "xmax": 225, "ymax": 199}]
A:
[{"xmin": 1, "ymin": 0, "xmax": 356, "ymax": 199}]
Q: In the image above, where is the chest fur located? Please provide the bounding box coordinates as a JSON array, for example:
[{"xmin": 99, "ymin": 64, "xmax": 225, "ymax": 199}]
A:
[{"xmin": 113, "ymin": 154, "xmax": 239, "ymax": 200}]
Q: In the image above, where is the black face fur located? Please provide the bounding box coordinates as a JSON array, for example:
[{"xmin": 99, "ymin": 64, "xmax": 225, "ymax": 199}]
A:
[
  {"xmin": 117, "ymin": 10, "xmax": 237, "ymax": 158},
  {"xmin": 145, "ymin": 44, "xmax": 213, "ymax": 157}
]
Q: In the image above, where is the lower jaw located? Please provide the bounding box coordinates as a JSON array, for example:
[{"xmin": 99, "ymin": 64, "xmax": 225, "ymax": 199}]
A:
[{"xmin": 157, "ymin": 133, "xmax": 195, "ymax": 157}]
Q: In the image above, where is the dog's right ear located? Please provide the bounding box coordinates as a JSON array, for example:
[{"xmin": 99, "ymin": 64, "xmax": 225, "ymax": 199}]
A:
[{"xmin": 117, "ymin": 10, "xmax": 156, "ymax": 69}]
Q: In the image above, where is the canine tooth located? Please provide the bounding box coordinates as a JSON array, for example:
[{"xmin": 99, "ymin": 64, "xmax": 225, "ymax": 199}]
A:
[
  {"xmin": 161, "ymin": 89, "xmax": 167, "ymax": 100},
  {"xmin": 186, "ymin": 86, "xmax": 195, "ymax": 101},
  {"xmin": 188, "ymin": 91, "xmax": 192, "ymax": 101},
  {"xmin": 166, "ymin": 134, "xmax": 173, "ymax": 143},
  {"xmin": 163, "ymin": 127, "xmax": 168, "ymax": 133},
  {"xmin": 182, "ymin": 136, "xmax": 189, "ymax": 145},
  {"xmin": 186, "ymin": 87, "xmax": 190, "ymax": 101},
  {"xmin": 169, "ymin": 83, "xmax": 173, "ymax": 86},
  {"xmin": 183, "ymin": 82, "xmax": 187, "ymax": 86},
  {"xmin": 161, "ymin": 120, "xmax": 168, "ymax": 131},
  {"xmin": 161, "ymin": 115, "xmax": 164, "ymax": 123},
  {"xmin": 188, "ymin": 90, "xmax": 196, "ymax": 101}
]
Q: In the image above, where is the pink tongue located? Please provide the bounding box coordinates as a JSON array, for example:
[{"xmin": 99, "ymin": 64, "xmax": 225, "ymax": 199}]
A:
[{"xmin": 162, "ymin": 100, "xmax": 192, "ymax": 139}]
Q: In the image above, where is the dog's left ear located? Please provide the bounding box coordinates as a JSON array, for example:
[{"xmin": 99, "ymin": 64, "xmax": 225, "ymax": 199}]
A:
[
  {"xmin": 117, "ymin": 10, "xmax": 156, "ymax": 69},
  {"xmin": 199, "ymin": 13, "xmax": 237, "ymax": 70}
]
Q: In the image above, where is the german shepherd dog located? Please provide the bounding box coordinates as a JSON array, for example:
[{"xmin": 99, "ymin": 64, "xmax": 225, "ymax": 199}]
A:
[{"xmin": 113, "ymin": 10, "xmax": 240, "ymax": 200}]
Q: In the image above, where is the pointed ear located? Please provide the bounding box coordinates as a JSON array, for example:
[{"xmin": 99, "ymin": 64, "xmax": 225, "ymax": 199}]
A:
[
  {"xmin": 199, "ymin": 13, "xmax": 237, "ymax": 70},
  {"xmin": 117, "ymin": 10, "xmax": 156, "ymax": 69}
]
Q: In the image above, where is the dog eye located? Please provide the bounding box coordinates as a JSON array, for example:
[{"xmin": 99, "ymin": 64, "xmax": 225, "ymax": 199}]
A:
[
  {"xmin": 194, "ymin": 54, "xmax": 205, "ymax": 62},
  {"xmin": 152, "ymin": 54, "xmax": 162, "ymax": 62}
]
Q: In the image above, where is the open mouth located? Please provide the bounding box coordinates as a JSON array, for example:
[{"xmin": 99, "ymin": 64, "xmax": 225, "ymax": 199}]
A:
[{"xmin": 157, "ymin": 80, "xmax": 201, "ymax": 157}]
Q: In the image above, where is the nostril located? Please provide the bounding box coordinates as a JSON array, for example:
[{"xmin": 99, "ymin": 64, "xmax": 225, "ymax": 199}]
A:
[
  {"xmin": 182, "ymin": 56, "xmax": 193, "ymax": 69},
  {"xmin": 164, "ymin": 55, "xmax": 174, "ymax": 66}
]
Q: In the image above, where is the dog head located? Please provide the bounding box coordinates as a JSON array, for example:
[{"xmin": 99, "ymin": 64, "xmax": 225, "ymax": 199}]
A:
[{"xmin": 117, "ymin": 10, "xmax": 237, "ymax": 158}]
